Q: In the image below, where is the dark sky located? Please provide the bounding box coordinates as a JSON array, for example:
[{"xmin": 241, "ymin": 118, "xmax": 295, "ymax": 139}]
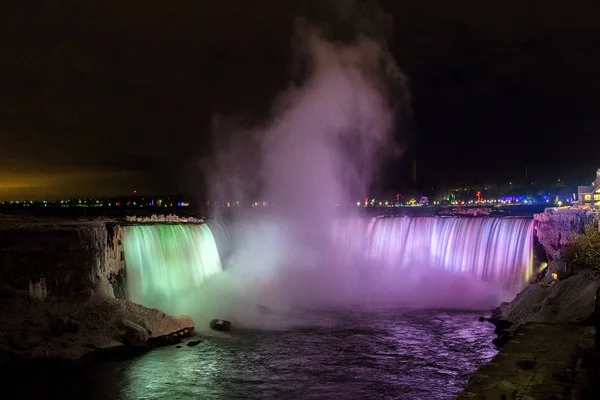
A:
[{"xmin": 1, "ymin": 0, "xmax": 599, "ymax": 199}]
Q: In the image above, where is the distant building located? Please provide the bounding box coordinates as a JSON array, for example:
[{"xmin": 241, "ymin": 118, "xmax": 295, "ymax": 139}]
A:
[{"xmin": 577, "ymin": 169, "xmax": 600, "ymax": 209}]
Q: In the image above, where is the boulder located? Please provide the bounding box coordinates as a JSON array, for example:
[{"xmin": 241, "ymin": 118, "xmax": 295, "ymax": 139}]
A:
[
  {"xmin": 492, "ymin": 334, "xmax": 511, "ymax": 348},
  {"xmin": 499, "ymin": 269, "xmax": 600, "ymax": 329},
  {"xmin": 0, "ymin": 291, "xmax": 195, "ymax": 366},
  {"xmin": 121, "ymin": 320, "xmax": 149, "ymax": 348},
  {"xmin": 145, "ymin": 313, "xmax": 194, "ymax": 346},
  {"xmin": 210, "ymin": 319, "xmax": 232, "ymax": 331}
]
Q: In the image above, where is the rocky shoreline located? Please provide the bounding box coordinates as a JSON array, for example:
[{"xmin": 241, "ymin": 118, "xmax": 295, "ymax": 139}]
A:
[
  {"xmin": 0, "ymin": 214, "xmax": 198, "ymax": 368},
  {"xmin": 461, "ymin": 208, "xmax": 600, "ymax": 398},
  {"xmin": 485, "ymin": 209, "xmax": 599, "ymax": 346},
  {"xmin": 0, "ymin": 284, "xmax": 194, "ymax": 368}
]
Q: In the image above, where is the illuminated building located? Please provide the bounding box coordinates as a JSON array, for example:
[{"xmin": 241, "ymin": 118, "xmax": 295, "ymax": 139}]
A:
[{"xmin": 576, "ymin": 169, "xmax": 600, "ymax": 209}]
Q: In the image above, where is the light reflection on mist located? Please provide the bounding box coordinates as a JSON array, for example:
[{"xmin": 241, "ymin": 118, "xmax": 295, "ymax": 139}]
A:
[
  {"xmin": 189, "ymin": 20, "xmax": 529, "ymax": 328},
  {"xmin": 194, "ymin": 20, "xmax": 406, "ymax": 327}
]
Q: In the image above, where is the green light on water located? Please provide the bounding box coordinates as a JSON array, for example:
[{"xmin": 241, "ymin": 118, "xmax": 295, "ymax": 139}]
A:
[{"xmin": 123, "ymin": 224, "xmax": 223, "ymax": 315}]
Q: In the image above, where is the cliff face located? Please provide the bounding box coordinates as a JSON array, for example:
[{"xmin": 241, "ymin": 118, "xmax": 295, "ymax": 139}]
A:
[
  {"xmin": 497, "ymin": 208, "xmax": 599, "ymax": 328},
  {"xmin": 0, "ymin": 287, "xmax": 194, "ymax": 365},
  {"xmin": 533, "ymin": 208, "xmax": 594, "ymax": 276},
  {"xmin": 0, "ymin": 216, "xmax": 193, "ymax": 365},
  {"xmin": 500, "ymin": 269, "xmax": 600, "ymax": 327},
  {"xmin": 0, "ymin": 216, "xmax": 124, "ymax": 298}
]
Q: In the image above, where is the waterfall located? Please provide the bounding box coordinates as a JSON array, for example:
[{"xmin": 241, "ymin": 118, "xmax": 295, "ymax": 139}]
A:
[
  {"xmin": 121, "ymin": 216, "xmax": 534, "ymax": 314},
  {"xmin": 123, "ymin": 224, "xmax": 222, "ymax": 313},
  {"xmin": 365, "ymin": 217, "xmax": 534, "ymax": 289}
]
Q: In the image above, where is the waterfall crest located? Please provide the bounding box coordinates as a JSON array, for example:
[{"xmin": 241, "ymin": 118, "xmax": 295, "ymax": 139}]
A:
[{"xmin": 364, "ymin": 217, "xmax": 534, "ymax": 289}]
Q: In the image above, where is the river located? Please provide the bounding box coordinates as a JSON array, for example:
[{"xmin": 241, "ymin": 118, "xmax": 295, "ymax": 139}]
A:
[{"xmin": 11, "ymin": 308, "xmax": 497, "ymax": 400}]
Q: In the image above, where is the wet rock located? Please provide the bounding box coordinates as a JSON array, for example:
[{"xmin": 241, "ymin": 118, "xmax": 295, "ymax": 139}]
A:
[
  {"xmin": 186, "ymin": 340, "xmax": 201, "ymax": 347},
  {"xmin": 140, "ymin": 320, "xmax": 153, "ymax": 335},
  {"xmin": 478, "ymin": 316, "xmax": 486, "ymax": 322},
  {"xmin": 490, "ymin": 305, "xmax": 505, "ymax": 322},
  {"xmin": 493, "ymin": 320, "xmax": 513, "ymax": 335},
  {"xmin": 121, "ymin": 320, "xmax": 149, "ymax": 348},
  {"xmin": 145, "ymin": 314, "xmax": 193, "ymax": 347},
  {"xmin": 210, "ymin": 319, "xmax": 232, "ymax": 331},
  {"xmin": 492, "ymin": 334, "xmax": 511, "ymax": 348}
]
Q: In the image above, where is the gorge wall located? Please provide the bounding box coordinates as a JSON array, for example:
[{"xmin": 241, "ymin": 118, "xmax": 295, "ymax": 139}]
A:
[
  {"xmin": 0, "ymin": 216, "xmax": 124, "ymax": 299},
  {"xmin": 0, "ymin": 215, "xmax": 194, "ymax": 365},
  {"xmin": 533, "ymin": 207, "xmax": 595, "ymax": 277},
  {"xmin": 498, "ymin": 208, "xmax": 600, "ymax": 329}
]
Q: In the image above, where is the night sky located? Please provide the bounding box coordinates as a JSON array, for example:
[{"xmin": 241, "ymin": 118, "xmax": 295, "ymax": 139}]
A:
[{"xmin": 1, "ymin": 0, "xmax": 600, "ymax": 199}]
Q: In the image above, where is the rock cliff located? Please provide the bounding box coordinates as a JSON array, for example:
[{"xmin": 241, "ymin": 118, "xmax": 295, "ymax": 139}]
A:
[
  {"xmin": 0, "ymin": 286, "xmax": 193, "ymax": 365},
  {"xmin": 0, "ymin": 215, "xmax": 194, "ymax": 366},
  {"xmin": 496, "ymin": 208, "xmax": 599, "ymax": 330},
  {"xmin": 0, "ymin": 215, "xmax": 124, "ymax": 298},
  {"xmin": 500, "ymin": 269, "xmax": 600, "ymax": 327},
  {"xmin": 533, "ymin": 208, "xmax": 594, "ymax": 277}
]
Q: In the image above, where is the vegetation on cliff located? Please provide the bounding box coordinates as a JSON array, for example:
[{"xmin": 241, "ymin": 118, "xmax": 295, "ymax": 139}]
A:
[{"xmin": 564, "ymin": 218, "xmax": 600, "ymax": 272}]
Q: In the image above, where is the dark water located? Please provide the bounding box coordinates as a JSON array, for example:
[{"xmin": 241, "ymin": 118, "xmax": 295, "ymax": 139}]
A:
[{"xmin": 12, "ymin": 309, "xmax": 497, "ymax": 400}]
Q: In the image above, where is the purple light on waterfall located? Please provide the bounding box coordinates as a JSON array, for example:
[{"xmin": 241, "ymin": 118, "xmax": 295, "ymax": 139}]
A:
[{"xmin": 362, "ymin": 217, "xmax": 534, "ymax": 290}]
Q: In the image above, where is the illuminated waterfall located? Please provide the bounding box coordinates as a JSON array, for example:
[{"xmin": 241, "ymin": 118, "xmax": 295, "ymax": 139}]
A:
[
  {"xmin": 365, "ymin": 217, "xmax": 534, "ymax": 289},
  {"xmin": 123, "ymin": 224, "xmax": 222, "ymax": 313},
  {"xmin": 331, "ymin": 217, "xmax": 378, "ymax": 262},
  {"xmin": 121, "ymin": 216, "xmax": 534, "ymax": 314}
]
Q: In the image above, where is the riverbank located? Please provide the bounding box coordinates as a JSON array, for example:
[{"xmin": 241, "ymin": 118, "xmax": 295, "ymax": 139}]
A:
[
  {"xmin": 0, "ymin": 214, "xmax": 197, "ymax": 367},
  {"xmin": 459, "ymin": 208, "xmax": 600, "ymax": 398},
  {"xmin": 0, "ymin": 285, "xmax": 194, "ymax": 367},
  {"xmin": 457, "ymin": 323, "xmax": 596, "ymax": 399}
]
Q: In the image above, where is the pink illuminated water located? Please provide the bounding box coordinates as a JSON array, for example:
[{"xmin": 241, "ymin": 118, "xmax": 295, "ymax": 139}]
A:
[{"xmin": 352, "ymin": 216, "xmax": 534, "ymax": 290}]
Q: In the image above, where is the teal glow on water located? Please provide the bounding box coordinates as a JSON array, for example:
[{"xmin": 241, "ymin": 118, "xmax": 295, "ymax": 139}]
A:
[
  {"xmin": 123, "ymin": 224, "xmax": 222, "ymax": 315},
  {"xmin": 8, "ymin": 309, "xmax": 498, "ymax": 400}
]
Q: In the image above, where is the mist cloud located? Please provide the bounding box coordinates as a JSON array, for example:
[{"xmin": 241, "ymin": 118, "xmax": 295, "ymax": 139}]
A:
[
  {"xmin": 206, "ymin": 18, "xmax": 406, "ymax": 210},
  {"xmin": 192, "ymin": 13, "xmax": 413, "ymax": 325}
]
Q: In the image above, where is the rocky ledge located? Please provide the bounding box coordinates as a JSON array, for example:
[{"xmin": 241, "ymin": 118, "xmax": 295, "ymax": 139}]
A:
[
  {"xmin": 498, "ymin": 269, "xmax": 600, "ymax": 330},
  {"xmin": 489, "ymin": 208, "xmax": 600, "ymax": 336},
  {"xmin": 0, "ymin": 285, "xmax": 193, "ymax": 367},
  {"xmin": 457, "ymin": 323, "xmax": 596, "ymax": 399},
  {"xmin": 533, "ymin": 207, "xmax": 594, "ymax": 277}
]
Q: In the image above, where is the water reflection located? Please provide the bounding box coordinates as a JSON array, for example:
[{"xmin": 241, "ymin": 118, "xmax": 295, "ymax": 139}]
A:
[{"xmin": 8, "ymin": 309, "xmax": 497, "ymax": 400}]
